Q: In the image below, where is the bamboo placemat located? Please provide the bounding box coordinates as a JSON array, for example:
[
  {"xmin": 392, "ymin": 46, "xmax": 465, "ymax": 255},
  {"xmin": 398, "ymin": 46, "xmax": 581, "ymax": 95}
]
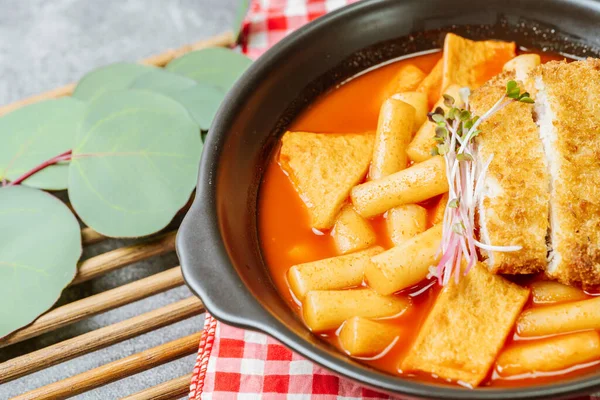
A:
[{"xmin": 0, "ymin": 31, "xmax": 235, "ymax": 400}]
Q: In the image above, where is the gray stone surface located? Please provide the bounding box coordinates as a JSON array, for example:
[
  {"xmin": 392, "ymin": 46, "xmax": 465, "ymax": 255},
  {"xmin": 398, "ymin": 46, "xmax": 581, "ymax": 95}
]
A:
[{"xmin": 0, "ymin": 0, "xmax": 238, "ymax": 398}]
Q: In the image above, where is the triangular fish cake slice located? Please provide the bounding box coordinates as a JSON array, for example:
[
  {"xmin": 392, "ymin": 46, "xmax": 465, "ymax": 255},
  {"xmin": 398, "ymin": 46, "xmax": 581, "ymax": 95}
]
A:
[
  {"xmin": 442, "ymin": 33, "xmax": 516, "ymax": 90},
  {"xmin": 279, "ymin": 131, "xmax": 374, "ymax": 230},
  {"xmin": 401, "ymin": 263, "xmax": 529, "ymax": 387}
]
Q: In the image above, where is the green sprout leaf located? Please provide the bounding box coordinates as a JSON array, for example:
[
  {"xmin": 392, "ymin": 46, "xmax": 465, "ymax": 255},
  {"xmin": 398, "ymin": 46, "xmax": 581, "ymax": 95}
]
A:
[
  {"xmin": 68, "ymin": 90, "xmax": 202, "ymax": 237},
  {"xmin": 437, "ymin": 143, "xmax": 449, "ymax": 155},
  {"xmin": 0, "ymin": 98, "xmax": 85, "ymax": 190},
  {"xmin": 432, "ymin": 114, "xmax": 445, "ymax": 123},
  {"xmin": 452, "ymin": 222, "xmax": 465, "ymax": 235},
  {"xmin": 72, "ymin": 63, "xmax": 156, "ymax": 101},
  {"xmin": 448, "ymin": 198, "xmax": 459, "ymax": 208},
  {"xmin": 435, "ymin": 126, "xmax": 448, "ymax": 139},
  {"xmin": 165, "ymin": 48, "xmax": 252, "ymax": 93},
  {"xmin": 0, "ymin": 186, "xmax": 81, "ymax": 339},
  {"xmin": 459, "ymin": 110, "xmax": 471, "ymax": 121},
  {"xmin": 456, "ymin": 152, "xmax": 474, "ymax": 161},
  {"xmin": 447, "ymin": 107, "xmax": 458, "ymax": 120},
  {"xmin": 442, "ymin": 94, "xmax": 455, "ymax": 108}
]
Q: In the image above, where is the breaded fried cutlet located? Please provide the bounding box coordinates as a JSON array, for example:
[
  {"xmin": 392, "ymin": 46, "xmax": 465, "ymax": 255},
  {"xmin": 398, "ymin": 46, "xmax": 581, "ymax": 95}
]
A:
[
  {"xmin": 534, "ymin": 59, "xmax": 600, "ymax": 288},
  {"xmin": 470, "ymin": 72, "xmax": 550, "ymax": 274}
]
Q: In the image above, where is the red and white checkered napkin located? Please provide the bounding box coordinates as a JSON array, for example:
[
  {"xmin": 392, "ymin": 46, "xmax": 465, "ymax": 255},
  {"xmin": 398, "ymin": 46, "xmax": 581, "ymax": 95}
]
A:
[
  {"xmin": 189, "ymin": 315, "xmax": 394, "ymax": 399},
  {"xmin": 189, "ymin": 0, "xmax": 599, "ymax": 398},
  {"xmin": 239, "ymin": 0, "xmax": 358, "ymax": 60}
]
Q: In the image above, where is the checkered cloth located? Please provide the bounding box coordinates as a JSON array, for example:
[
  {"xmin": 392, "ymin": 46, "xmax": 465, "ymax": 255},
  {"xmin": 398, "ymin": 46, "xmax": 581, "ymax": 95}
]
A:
[
  {"xmin": 189, "ymin": 315, "xmax": 393, "ymax": 399},
  {"xmin": 239, "ymin": 0, "xmax": 358, "ymax": 59},
  {"xmin": 189, "ymin": 0, "xmax": 599, "ymax": 398}
]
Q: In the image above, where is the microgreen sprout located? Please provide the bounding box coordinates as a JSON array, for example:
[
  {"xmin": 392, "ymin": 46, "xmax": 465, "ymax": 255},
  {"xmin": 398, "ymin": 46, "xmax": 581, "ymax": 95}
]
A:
[{"xmin": 432, "ymin": 80, "xmax": 530, "ymax": 286}]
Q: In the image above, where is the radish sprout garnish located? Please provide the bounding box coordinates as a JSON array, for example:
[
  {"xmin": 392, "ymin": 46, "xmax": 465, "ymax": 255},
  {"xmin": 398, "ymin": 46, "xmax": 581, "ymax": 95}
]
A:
[{"xmin": 430, "ymin": 81, "xmax": 533, "ymax": 285}]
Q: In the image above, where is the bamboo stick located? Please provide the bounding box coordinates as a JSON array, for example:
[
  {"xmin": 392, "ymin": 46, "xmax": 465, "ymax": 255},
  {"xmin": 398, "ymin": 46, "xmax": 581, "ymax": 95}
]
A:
[
  {"xmin": 0, "ymin": 297, "xmax": 203, "ymax": 383},
  {"xmin": 122, "ymin": 374, "xmax": 193, "ymax": 400},
  {"xmin": 81, "ymin": 227, "xmax": 105, "ymax": 246},
  {"xmin": 0, "ymin": 267, "xmax": 183, "ymax": 348},
  {"xmin": 12, "ymin": 332, "xmax": 202, "ymax": 400},
  {"xmin": 0, "ymin": 31, "xmax": 235, "ymax": 116},
  {"xmin": 72, "ymin": 231, "xmax": 177, "ymax": 284}
]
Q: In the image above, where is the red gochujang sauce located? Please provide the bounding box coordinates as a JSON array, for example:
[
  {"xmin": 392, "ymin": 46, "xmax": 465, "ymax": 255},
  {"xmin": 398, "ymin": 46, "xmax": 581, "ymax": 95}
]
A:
[{"xmin": 258, "ymin": 49, "xmax": 599, "ymax": 387}]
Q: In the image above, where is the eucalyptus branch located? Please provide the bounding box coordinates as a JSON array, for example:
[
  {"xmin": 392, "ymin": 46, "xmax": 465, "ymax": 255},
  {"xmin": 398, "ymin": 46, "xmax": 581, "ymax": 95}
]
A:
[{"xmin": 4, "ymin": 150, "xmax": 73, "ymax": 187}]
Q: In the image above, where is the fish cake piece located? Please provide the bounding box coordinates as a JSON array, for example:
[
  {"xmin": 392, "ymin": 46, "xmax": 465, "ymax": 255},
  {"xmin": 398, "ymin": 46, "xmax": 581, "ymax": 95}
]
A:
[
  {"xmin": 401, "ymin": 263, "xmax": 530, "ymax": 387},
  {"xmin": 534, "ymin": 59, "xmax": 600, "ymax": 288},
  {"xmin": 442, "ymin": 33, "xmax": 516, "ymax": 90},
  {"xmin": 470, "ymin": 73, "xmax": 549, "ymax": 274},
  {"xmin": 279, "ymin": 131, "xmax": 375, "ymax": 230}
]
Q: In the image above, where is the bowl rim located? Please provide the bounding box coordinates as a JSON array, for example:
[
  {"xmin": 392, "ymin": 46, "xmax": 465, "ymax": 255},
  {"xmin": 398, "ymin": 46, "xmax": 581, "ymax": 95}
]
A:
[{"xmin": 178, "ymin": 0, "xmax": 600, "ymax": 398}]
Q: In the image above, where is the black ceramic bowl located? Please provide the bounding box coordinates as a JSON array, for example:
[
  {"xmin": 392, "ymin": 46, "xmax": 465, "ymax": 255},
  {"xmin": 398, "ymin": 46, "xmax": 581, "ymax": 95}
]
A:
[{"xmin": 177, "ymin": 1, "xmax": 600, "ymax": 398}]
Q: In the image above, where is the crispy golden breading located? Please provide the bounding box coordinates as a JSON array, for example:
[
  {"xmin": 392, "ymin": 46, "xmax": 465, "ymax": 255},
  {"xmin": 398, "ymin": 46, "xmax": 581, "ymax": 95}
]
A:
[
  {"xmin": 442, "ymin": 33, "xmax": 516, "ymax": 90},
  {"xmin": 470, "ymin": 72, "xmax": 549, "ymax": 274},
  {"xmin": 534, "ymin": 59, "xmax": 600, "ymax": 288},
  {"xmin": 401, "ymin": 263, "xmax": 530, "ymax": 387},
  {"xmin": 279, "ymin": 131, "xmax": 375, "ymax": 230}
]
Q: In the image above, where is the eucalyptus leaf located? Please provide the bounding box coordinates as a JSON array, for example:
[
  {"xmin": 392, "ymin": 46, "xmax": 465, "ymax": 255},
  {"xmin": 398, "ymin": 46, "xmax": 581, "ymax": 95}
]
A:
[
  {"xmin": 0, "ymin": 98, "xmax": 85, "ymax": 190},
  {"xmin": 165, "ymin": 48, "xmax": 252, "ymax": 93},
  {"xmin": 72, "ymin": 63, "xmax": 156, "ymax": 101},
  {"xmin": 130, "ymin": 70, "xmax": 224, "ymax": 130},
  {"xmin": 170, "ymin": 84, "xmax": 225, "ymax": 130},
  {"xmin": 232, "ymin": 0, "xmax": 250, "ymax": 40},
  {"xmin": 130, "ymin": 69, "xmax": 197, "ymax": 96},
  {"xmin": 0, "ymin": 186, "xmax": 81, "ymax": 339},
  {"xmin": 68, "ymin": 90, "xmax": 202, "ymax": 237}
]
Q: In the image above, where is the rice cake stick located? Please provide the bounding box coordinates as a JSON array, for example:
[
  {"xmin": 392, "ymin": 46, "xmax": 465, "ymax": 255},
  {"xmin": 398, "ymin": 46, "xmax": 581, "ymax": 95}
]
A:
[
  {"xmin": 351, "ymin": 156, "xmax": 448, "ymax": 218},
  {"xmin": 303, "ymin": 289, "xmax": 409, "ymax": 332},
  {"xmin": 503, "ymin": 54, "xmax": 541, "ymax": 82},
  {"xmin": 331, "ymin": 205, "xmax": 377, "ymax": 254},
  {"xmin": 496, "ymin": 331, "xmax": 600, "ymax": 376},
  {"xmin": 391, "ymin": 92, "xmax": 428, "ymax": 127},
  {"xmin": 366, "ymin": 224, "xmax": 442, "ymax": 295},
  {"xmin": 288, "ymin": 246, "xmax": 383, "ymax": 300},
  {"xmin": 381, "ymin": 64, "xmax": 426, "ymax": 103},
  {"xmin": 517, "ymin": 296, "xmax": 600, "ymax": 337},
  {"xmin": 406, "ymin": 84, "xmax": 463, "ymax": 163},
  {"xmin": 369, "ymin": 98, "xmax": 415, "ymax": 180},
  {"xmin": 339, "ymin": 317, "xmax": 402, "ymax": 357},
  {"xmin": 530, "ymin": 281, "xmax": 588, "ymax": 305},
  {"xmin": 386, "ymin": 204, "xmax": 428, "ymax": 246}
]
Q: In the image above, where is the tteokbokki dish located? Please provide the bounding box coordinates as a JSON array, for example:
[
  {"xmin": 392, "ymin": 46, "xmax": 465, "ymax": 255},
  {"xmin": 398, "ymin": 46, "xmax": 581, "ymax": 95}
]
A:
[{"xmin": 259, "ymin": 33, "xmax": 600, "ymax": 388}]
